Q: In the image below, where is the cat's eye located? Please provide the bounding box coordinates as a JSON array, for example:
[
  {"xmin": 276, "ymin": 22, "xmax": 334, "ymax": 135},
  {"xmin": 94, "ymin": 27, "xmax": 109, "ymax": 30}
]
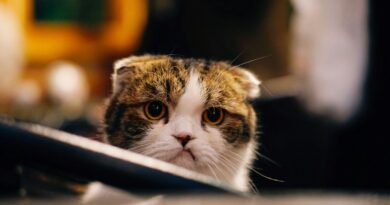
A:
[
  {"xmin": 144, "ymin": 101, "xmax": 167, "ymax": 120},
  {"xmin": 202, "ymin": 107, "xmax": 224, "ymax": 126}
]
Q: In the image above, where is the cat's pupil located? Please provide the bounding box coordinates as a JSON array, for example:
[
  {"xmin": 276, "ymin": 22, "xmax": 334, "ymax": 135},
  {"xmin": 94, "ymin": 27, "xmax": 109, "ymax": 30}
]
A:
[
  {"xmin": 148, "ymin": 101, "xmax": 163, "ymax": 117},
  {"xmin": 207, "ymin": 108, "xmax": 221, "ymax": 122}
]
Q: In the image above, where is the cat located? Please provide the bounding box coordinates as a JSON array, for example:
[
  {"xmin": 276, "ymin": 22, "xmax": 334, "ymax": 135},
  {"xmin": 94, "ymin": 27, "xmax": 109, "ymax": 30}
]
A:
[{"xmin": 103, "ymin": 55, "xmax": 261, "ymax": 191}]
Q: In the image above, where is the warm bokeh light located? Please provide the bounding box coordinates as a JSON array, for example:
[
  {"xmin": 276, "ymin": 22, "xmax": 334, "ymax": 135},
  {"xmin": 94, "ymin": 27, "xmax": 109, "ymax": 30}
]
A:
[
  {"xmin": 2, "ymin": 1, "xmax": 389, "ymax": 201},
  {"xmin": 47, "ymin": 61, "xmax": 89, "ymax": 118},
  {"xmin": 0, "ymin": 0, "xmax": 148, "ymax": 125}
]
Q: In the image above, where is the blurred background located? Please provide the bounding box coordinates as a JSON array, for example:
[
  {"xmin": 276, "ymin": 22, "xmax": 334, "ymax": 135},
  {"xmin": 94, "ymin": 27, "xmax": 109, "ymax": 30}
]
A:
[{"xmin": 0, "ymin": 0, "xmax": 388, "ymax": 194}]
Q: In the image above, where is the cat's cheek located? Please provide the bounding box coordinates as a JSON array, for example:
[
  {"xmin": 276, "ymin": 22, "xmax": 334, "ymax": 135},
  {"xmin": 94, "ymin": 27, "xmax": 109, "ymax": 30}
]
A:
[
  {"xmin": 204, "ymin": 127, "xmax": 226, "ymax": 154},
  {"xmin": 193, "ymin": 142, "xmax": 218, "ymax": 165},
  {"xmin": 144, "ymin": 123, "xmax": 166, "ymax": 142},
  {"xmin": 128, "ymin": 123, "xmax": 164, "ymax": 152}
]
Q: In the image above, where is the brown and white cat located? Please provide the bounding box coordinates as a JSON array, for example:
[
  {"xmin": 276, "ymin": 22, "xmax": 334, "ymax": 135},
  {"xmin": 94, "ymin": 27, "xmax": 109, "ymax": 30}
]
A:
[{"xmin": 103, "ymin": 55, "xmax": 260, "ymax": 191}]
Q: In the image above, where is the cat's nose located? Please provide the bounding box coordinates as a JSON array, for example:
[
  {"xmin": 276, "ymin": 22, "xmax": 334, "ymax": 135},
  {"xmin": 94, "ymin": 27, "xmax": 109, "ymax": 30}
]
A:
[{"xmin": 173, "ymin": 133, "xmax": 192, "ymax": 147}]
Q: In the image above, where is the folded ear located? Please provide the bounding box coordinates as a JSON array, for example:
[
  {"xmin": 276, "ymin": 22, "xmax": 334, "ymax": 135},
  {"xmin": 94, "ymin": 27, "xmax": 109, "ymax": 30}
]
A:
[
  {"xmin": 112, "ymin": 55, "xmax": 167, "ymax": 94},
  {"xmin": 230, "ymin": 68, "xmax": 261, "ymax": 100},
  {"xmin": 112, "ymin": 57, "xmax": 140, "ymax": 94}
]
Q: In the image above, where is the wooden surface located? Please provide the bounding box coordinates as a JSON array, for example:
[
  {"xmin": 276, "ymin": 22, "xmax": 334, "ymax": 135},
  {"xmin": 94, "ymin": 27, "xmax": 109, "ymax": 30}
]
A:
[{"xmin": 1, "ymin": 192, "xmax": 389, "ymax": 205}]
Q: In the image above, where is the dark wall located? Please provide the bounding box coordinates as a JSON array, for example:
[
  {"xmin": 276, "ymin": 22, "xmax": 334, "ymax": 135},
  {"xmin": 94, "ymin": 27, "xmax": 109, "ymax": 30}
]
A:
[
  {"xmin": 137, "ymin": 0, "xmax": 290, "ymax": 79},
  {"xmin": 138, "ymin": 0, "xmax": 390, "ymax": 191},
  {"xmin": 251, "ymin": 0, "xmax": 390, "ymax": 191}
]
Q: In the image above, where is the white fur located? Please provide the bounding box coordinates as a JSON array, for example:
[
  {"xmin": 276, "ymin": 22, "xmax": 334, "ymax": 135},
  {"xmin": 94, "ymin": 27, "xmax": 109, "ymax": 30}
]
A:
[{"xmin": 129, "ymin": 70, "xmax": 254, "ymax": 191}]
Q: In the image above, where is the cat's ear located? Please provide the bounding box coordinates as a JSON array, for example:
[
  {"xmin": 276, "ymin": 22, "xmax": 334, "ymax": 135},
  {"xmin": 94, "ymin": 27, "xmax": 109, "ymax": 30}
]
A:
[
  {"xmin": 231, "ymin": 68, "xmax": 261, "ymax": 100},
  {"xmin": 112, "ymin": 55, "xmax": 163, "ymax": 94},
  {"xmin": 112, "ymin": 57, "xmax": 140, "ymax": 94}
]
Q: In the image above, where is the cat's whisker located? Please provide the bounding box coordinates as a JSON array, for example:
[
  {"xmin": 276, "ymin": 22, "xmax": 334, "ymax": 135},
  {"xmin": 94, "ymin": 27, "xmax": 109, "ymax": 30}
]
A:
[
  {"xmin": 218, "ymin": 155, "xmax": 242, "ymax": 169},
  {"xmin": 137, "ymin": 144, "xmax": 165, "ymax": 155},
  {"xmin": 255, "ymin": 131, "xmax": 262, "ymax": 135},
  {"xmin": 229, "ymin": 55, "xmax": 271, "ymax": 69},
  {"xmin": 254, "ymin": 150, "xmax": 281, "ymax": 167},
  {"xmin": 218, "ymin": 153, "xmax": 245, "ymax": 175},
  {"xmin": 132, "ymin": 138, "xmax": 154, "ymax": 145},
  {"xmin": 224, "ymin": 148, "xmax": 270, "ymax": 166},
  {"xmin": 218, "ymin": 155, "xmax": 259, "ymax": 192},
  {"xmin": 221, "ymin": 151, "xmax": 283, "ymax": 182},
  {"xmin": 217, "ymin": 154, "xmax": 260, "ymax": 193},
  {"xmin": 130, "ymin": 141, "xmax": 153, "ymax": 149},
  {"xmin": 151, "ymin": 152, "xmax": 175, "ymax": 161},
  {"xmin": 248, "ymin": 167, "xmax": 284, "ymax": 183},
  {"xmin": 206, "ymin": 163, "xmax": 220, "ymax": 182},
  {"xmin": 142, "ymin": 145, "xmax": 175, "ymax": 157},
  {"xmin": 217, "ymin": 153, "xmax": 237, "ymax": 172},
  {"xmin": 229, "ymin": 50, "xmax": 247, "ymax": 65},
  {"xmin": 224, "ymin": 149, "xmax": 246, "ymax": 162},
  {"xmin": 216, "ymin": 158, "xmax": 237, "ymax": 180},
  {"xmin": 259, "ymin": 83, "xmax": 274, "ymax": 97},
  {"xmin": 129, "ymin": 141, "xmax": 155, "ymax": 152},
  {"xmin": 208, "ymin": 159, "xmax": 230, "ymax": 182},
  {"xmin": 210, "ymin": 154, "xmax": 235, "ymax": 178},
  {"xmin": 209, "ymin": 155, "xmax": 235, "ymax": 184},
  {"xmin": 248, "ymin": 178, "xmax": 259, "ymax": 194}
]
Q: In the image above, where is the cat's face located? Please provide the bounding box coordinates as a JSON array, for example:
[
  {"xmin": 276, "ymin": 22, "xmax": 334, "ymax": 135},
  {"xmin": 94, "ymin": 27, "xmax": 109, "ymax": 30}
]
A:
[{"xmin": 104, "ymin": 55, "xmax": 260, "ymax": 190}]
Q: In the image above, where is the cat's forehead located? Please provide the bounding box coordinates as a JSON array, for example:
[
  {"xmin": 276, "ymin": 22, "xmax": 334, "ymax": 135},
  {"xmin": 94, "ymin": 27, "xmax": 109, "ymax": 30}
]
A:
[{"xmin": 114, "ymin": 55, "xmax": 256, "ymax": 115}]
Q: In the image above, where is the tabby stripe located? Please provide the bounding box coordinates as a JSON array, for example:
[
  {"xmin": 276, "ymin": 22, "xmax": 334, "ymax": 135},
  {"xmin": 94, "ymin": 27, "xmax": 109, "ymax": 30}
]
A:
[
  {"xmin": 205, "ymin": 93, "xmax": 211, "ymax": 107},
  {"xmin": 170, "ymin": 60, "xmax": 178, "ymax": 72},
  {"xmin": 203, "ymin": 60, "xmax": 211, "ymax": 72},
  {"xmin": 221, "ymin": 114, "xmax": 251, "ymax": 145},
  {"xmin": 165, "ymin": 80, "xmax": 171, "ymax": 102},
  {"xmin": 105, "ymin": 94, "xmax": 128, "ymax": 135},
  {"xmin": 104, "ymin": 94, "xmax": 120, "ymax": 134},
  {"xmin": 145, "ymin": 83, "xmax": 158, "ymax": 95}
]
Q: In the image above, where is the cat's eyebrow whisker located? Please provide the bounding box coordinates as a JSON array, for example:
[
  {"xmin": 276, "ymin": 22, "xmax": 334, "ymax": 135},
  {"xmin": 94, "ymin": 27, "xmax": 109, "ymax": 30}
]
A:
[
  {"xmin": 229, "ymin": 55, "xmax": 271, "ymax": 69},
  {"xmin": 229, "ymin": 50, "xmax": 246, "ymax": 65}
]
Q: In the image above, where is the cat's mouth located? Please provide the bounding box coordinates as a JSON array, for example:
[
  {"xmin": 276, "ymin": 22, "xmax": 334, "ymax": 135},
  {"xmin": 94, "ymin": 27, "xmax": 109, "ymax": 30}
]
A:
[
  {"xmin": 179, "ymin": 149, "xmax": 196, "ymax": 160},
  {"xmin": 162, "ymin": 146, "xmax": 200, "ymax": 170},
  {"xmin": 169, "ymin": 148, "xmax": 196, "ymax": 164}
]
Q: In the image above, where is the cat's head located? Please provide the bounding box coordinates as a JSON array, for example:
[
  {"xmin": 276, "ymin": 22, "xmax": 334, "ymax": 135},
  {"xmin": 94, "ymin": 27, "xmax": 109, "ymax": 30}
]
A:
[{"xmin": 104, "ymin": 55, "xmax": 260, "ymax": 190}]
